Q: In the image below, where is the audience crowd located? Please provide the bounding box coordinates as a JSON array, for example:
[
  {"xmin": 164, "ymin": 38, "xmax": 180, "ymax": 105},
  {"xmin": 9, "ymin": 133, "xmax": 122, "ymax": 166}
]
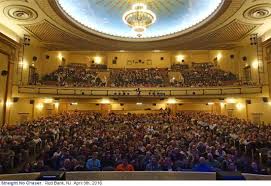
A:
[
  {"xmin": 40, "ymin": 63, "xmax": 239, "ymax": 88},
  {"xmin": 171, "ymin": 63, "xmax": 237, "ymax": 87},
  {"xmin": 41, "ymin": 65, "xmax": 106, "ymax": 87},
  {"xmin": 1, "ymin": 111, "xmax": 270, "ymax": 174},
  {"xmin": 110, "ymin": 69, "xmax": 167, "ymax": 87}
]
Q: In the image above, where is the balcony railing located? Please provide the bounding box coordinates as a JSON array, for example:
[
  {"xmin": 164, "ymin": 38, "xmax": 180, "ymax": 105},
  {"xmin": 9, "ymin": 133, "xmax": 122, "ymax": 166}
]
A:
[{"xmin": 17, "ymin": 85, "xmax": 263, "ymax": 97}]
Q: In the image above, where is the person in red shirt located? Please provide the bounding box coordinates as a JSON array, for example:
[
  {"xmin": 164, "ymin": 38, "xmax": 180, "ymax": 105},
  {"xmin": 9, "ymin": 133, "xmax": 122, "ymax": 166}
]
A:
[{"xmin": 115, "ymin": 159, "xmax": 134, "ymax": 171}]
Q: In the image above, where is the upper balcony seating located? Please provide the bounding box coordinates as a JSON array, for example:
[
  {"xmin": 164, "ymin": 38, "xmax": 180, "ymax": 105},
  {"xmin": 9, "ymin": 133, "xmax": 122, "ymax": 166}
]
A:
[
  {"xmin": 171, "ymin": 63, "xmax": 238, "ymax": 87},
  {"xmin": 41, "ymin": 65, "xmax": 106, "ymax": 87},
  {"xmin": 39, "ymin": 63, "xmax": 241, "ymax": 88},
  {"xmin": 110, "ymin": 68, "xmax": 168, "ymax": 87}
]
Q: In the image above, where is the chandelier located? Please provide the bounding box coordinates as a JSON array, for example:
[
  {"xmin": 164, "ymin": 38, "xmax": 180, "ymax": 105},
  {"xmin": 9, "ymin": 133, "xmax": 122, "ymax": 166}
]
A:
[{"xmin": 122, "ymin": 3, "xmax": 156, "ymax": 37}]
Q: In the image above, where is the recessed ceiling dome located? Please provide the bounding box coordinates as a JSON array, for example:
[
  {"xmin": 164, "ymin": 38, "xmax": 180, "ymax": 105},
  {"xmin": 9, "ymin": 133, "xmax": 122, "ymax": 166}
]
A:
[{"xmin": 57, "ymin": 0, "xmax": 224, "ymax": 40}]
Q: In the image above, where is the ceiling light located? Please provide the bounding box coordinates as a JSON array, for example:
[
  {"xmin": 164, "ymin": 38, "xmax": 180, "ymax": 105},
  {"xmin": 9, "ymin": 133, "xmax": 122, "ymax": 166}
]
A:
[
  {"xmin": 123, "ymin": 3, "xmax": 156, "ymax": 37},
  {"xmin": 136, "ymin": 102, "xmax": 143, "ymax": 105}
]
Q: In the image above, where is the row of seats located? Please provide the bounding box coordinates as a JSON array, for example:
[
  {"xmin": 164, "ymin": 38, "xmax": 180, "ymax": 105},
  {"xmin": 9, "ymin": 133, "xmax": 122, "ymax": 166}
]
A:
[{"xmin": 1, "ymin": 111, "xmax": 270, "ymax": 174}]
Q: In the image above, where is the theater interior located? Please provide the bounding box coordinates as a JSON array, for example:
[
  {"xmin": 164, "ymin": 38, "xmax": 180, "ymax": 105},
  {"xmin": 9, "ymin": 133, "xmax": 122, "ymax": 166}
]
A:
[{"xmin": 0, "ymin": 0, "xmax": 271, "ymax": 181}]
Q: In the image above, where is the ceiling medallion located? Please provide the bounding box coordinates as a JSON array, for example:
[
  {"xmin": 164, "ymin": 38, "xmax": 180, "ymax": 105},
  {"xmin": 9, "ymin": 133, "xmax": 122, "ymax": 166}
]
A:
[
  {"xmin": 122, "ymin": 3, "xmax": 156, "ymax": 37},
  {"xmin": 4, "ymin": 5, "xmax": 38, "ymax": 21},
  {"xmin": 244, "ymin": 4, "xmax": 271, "ymax": 20}
]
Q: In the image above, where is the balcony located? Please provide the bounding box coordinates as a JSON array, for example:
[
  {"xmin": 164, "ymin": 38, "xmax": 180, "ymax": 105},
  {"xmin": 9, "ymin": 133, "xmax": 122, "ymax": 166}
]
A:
[{"xmin": 16, "ymin": 85, "xmax": 264, "ymax": 98}]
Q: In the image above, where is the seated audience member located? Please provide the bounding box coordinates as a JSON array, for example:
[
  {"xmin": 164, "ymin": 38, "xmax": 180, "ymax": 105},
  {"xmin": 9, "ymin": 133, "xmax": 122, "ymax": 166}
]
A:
[
  {"xmin": 192, "ymin": 157, "xmax": 215, "ymax": 172},
  {"xmin": 86, "ymin": 153, "xmax": 101, "ymax": 171},
  {"xmin": 145, "ymin": 157, "xmax": 162, "ymax": 171},
  {"xmin": 115, "ymin": 159, "xmax": 135, "ymax": 171},
  {"xmin": 21, "ymin": 163, "xmax": 32, "ymax": 173}
]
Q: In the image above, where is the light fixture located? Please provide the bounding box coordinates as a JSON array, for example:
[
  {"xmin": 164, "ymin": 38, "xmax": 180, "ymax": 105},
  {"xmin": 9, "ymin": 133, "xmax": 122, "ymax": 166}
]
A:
[
  {"xmin": 217, "ymin": 53, "xmax": 222, "ymax": 60},
  {"xmin": 43, "ymin": 98, "xmax": 53, "ymax": 104},
  {"xmin": 123, "ymin": 3, "xmax": 156, "ymax": 37},
  {"xmin": 153, "ymin": 50, "xmax": 161, "ymax": 53},
  {"xmin": 220, "ymin": 103, "xmax": 226, "ymax": 107},
  {"xmin": 208, "ymin": 102, "xmax": 214, "ymax": 105},
  {"xmin": 176, "ymin": 55, "xmax": 185, "ymax": 63},
  {"xmin": 136, "ymin": 102, "xmax": 143, "ymax": 105},
  {"xmin": 236, "ymin": 103, "xmax": 244, "ymax": 110},
  {"xmin": 19, "ymin": 61, "xmax": 28, "ymax": 69},
  {"xmin": 54, "ymin": 102, "xmax": 59, "ymax": 109},
  {"xmin": 101, "ymin": 98, "xmax": 111, "ymax": 104},
  {"xmin": 252, "ymin": 60, "xmax": 259, "ymax": 69},
  {"xmin": 167, "ymin": 98, "xmax": 177, "ymax": 104},
  {"xmin": 36, "ymin": 103, "xmax": 44, "ymax": 110},
  {"xmin": 71, "ymin": 102, "xmax": 78, "ymax": 105},
  {"xmin": 6, "ymin": 100, "xmax": 13, "ymax": 107},
  {"xmin": 94, "ymin": 56, "xmax": 102, "ymax": 64},
  {"xmin": 58, "ymin": 53, "xmax": 63, "ymax": 60},
  {"xmin": 226, "ymin": 98, "xmax": 236, "ymax": 104},
  {"xmin": 268, "ymin": 102, "xmax": 271, "ymax": 106}
]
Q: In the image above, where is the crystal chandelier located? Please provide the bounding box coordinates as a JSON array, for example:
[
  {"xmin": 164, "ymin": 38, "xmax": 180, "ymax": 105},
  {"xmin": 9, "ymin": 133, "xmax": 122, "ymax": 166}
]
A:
[{"xmin": 122, "ymin": 3, "xmax": 156, "ymax": 37}]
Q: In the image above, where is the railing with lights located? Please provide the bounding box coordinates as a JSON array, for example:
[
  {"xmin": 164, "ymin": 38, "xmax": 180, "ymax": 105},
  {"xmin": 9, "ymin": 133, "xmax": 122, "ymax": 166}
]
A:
[{"xmin": 17, "ymin": 85, "xmax": 263, "ymax": 97}]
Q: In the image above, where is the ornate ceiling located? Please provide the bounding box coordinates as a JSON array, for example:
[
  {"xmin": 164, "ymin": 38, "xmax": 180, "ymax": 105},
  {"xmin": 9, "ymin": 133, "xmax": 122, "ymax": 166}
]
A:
[
  {"xmin": 1, "ymin": 0, "xmax": 271, "ymax": 51},
  {"xmin": 57, "ymin": 0, "xmax": 223, "ymax": 39}
]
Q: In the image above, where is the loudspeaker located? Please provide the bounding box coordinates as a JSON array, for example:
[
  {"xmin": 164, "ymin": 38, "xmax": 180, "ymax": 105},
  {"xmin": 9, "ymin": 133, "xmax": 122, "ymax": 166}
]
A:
[
  {"xmin": 263, "ymin": 97, "xmax": 268, "ymax": 103},
  {"xmin": 216, "ymin": 171, "xmax": 245, "ymax": 180},
  {"xmin": 160, "ymin": 57, "xmax": 164, "ymax": 61},
  {"xmin": 38, "ymin": 172, "xmax": 66, "ymax": 180},
  {"xmin": 1, "ymin": 70, "xmax": 8, "ymax": 76},
  {"xmin": 246, "ymin": 100, "xmax": 251, "ymax": 104},
  {"xmin": 153, "ymin": 103, "xmax": 157, "ymax": 106},
  {"xmin": 45, "ymin": 55, "xmax": 50, "ymax": 60},
  {"xmin": 30, "ymin": 100, "xmax": 35, "ymax": 104},
  {"xmin": 32, "ymin": 56, "xmax": 38, "ymax": 61},
  {"xmin": 242, "ymin": 56, "xmax": 247, "ymax": 61},
  {"xmin": 13, "ymin": 97, "xmax": 19, "ymax": 103},
  {"xmin": 230, "ymin": 54, "xmax": 235, "ymax": 59}
]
